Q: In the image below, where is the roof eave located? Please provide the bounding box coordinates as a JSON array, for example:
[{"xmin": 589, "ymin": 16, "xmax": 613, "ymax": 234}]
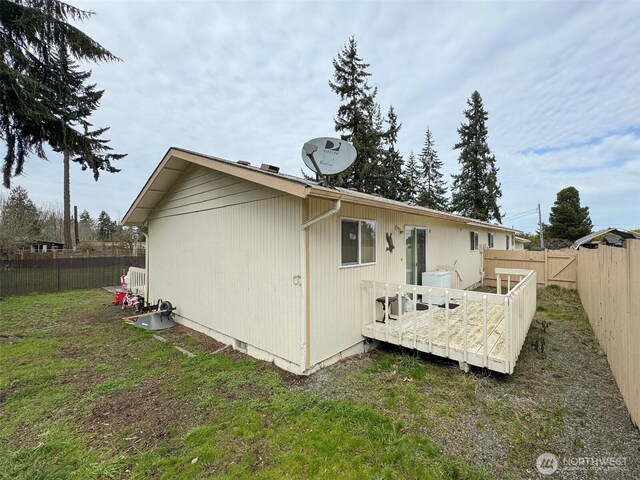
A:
[
  {"xmin": 122, "ymin": 148, "xmax": 311, "ymax": 226},
  {"xmin": 306, "ymin": 186, "xmax": 516, "ymax": 233}
]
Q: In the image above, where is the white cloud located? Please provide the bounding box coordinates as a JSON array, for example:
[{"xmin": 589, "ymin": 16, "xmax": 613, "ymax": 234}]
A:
[{"xmin": 4, "ymin": 0, "xmax": 639, "ymax": 232}]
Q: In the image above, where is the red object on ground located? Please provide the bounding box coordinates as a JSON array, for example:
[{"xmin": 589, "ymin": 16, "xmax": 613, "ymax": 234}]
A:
[{"xmin": 112, "ymin": 291, "xmax": 128, "ymax": 305}]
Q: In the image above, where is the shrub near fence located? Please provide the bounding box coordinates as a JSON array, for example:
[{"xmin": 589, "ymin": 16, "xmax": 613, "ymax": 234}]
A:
[{"xmin": 0, "ymin": 255, "xmax": 145, "ymax": 297}]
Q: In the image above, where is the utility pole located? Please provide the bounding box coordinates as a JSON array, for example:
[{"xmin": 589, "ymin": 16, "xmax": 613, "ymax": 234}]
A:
[
  {"xmin": 74, "ymin": 205, "xmax": 79, "ymax": 247},
  {"xmin": 538, "ymin": 203, "xmax": 545, "ymax": 249}
]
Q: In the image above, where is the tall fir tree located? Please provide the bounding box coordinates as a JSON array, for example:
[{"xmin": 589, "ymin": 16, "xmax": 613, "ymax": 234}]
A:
[
  {"xmin": 1, "ymin": 0, "xmax": 120, "ymax": 188},
  {"xmin": 417, "ymin": 127, "xmax": 448, "ymax": 211},
  {"xmin": 377, "ymin": 106, "xmax": 404, "ymax": 200},
  {"xmin": 44, "ymin": 50, "xmax": 125, "ymax": 248},
  {"xmin": 329, "ymin": 37, "xmax": 383, "ymax": 193},
  {"xmin": 546, "ymin": 186, "xmax": 592, "ymax": 241},
  {"xmin": 401, "ymin": 151, "xmax": 423, "ymax": 203},
  {"xmin": 450, "ymin": 91, "xmax": 502, "ymax": 222}
]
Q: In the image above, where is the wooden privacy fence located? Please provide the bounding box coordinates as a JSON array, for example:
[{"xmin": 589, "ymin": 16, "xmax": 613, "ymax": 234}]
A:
[
  {"xmin": 577, "ymin": 241, "xmax": 640, "ymax": 428},
  {"xmin": 0, "ymin": 255, "xmax": 145, "ymax": 297},
  {"xmin": 483, "ymin": 248, "xmax": 577, "ymax": 289}
]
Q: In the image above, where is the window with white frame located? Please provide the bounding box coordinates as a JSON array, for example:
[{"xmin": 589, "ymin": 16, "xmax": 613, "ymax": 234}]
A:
[
  {"xmin": 341, "ymin": 219, "xmax": 376, "ymax": 266},
  {"xmin": 470, "ymin": 231, "xmax": 479, "ymax": 251},
  {"xmin": 488, "ymin": 232, "xmax": 494, "ymax": 248},
  {"xmin": 506, "ymin": 234, "xmax": 510, "ymax": 250}
]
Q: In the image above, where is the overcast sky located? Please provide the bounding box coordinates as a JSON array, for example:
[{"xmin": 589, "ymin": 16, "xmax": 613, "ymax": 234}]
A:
[{"xmin": 4, "ymin": 0, "xmax": 639, "ymax": 232}]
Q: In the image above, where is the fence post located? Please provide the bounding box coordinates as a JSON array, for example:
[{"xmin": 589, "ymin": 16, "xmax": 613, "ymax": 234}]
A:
[
  {"xmin": 56, "ymin": 256, "xmax": 61, "ymax": 292},
  {"xmin": 544, "ymin": 249, "xmax": 549, "ymax": 286}
]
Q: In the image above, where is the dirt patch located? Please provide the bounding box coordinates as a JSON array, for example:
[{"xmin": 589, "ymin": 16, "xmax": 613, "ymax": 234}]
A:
[
  {"xmin": 0, "ymin": 333, "xmax": 26, "ymax": 344},
  {"xmin": 59, "ymin": 369, "xmax": 109, "ymax": 397},
  {"xmin": 0, "ymin": 381, "xmax": 23, "ymax": 407},
  {"xmin": 161, "ymin": 324, "xmax": 270, "ymax": 364},
  {"xmin": 161, "ymin": 325, "xmax": 228, "ymax": 353},
  {"xmin": 90, "ymin": 304, "xmax": 130, "ymax": 324},
  {"xmin": 85, "ymin": 376, "xmax": 205, "ymax": 454}
]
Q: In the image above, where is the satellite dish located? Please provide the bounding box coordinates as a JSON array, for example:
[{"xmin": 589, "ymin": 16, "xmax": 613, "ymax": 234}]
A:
[{"xmin": 301, "ymin": 137, "xmax": 357, "ymax": 176}]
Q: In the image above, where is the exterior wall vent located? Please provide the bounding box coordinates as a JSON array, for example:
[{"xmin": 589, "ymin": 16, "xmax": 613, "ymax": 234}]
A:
[
  {"xmin": 237, "ymin": 160, "xmax": 251, "ymax": 166},
  {"xmin": 235, "ymin": 339, "xmax": 247, "ymax": 352},
  {"xmin": 260, "ymin": 163, "xmax": 280, "ymax": 173}
]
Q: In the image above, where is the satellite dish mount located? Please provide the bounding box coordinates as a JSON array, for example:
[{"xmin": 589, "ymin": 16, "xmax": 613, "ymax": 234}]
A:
[
  {"xmin": 303, "ymin": 142, "xmax": 327, "ymax": 186},
  {"xmin": 301, "ymin": 137, "xmax": 357, "ymax": 188}
]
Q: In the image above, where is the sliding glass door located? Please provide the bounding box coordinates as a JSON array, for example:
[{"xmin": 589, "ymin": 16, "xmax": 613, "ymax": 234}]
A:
[{"xmin": 405, "ymin": 227, "xmax": 427, "ymax": 285}]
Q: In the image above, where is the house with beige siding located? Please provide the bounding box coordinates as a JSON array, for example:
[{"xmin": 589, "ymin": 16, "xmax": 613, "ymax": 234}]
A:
[{"xmin": 123, "ymin": 148, "xmax": 535, "ymax": 375}]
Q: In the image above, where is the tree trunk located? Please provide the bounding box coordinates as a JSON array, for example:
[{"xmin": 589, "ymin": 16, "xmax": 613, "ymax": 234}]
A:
[{"xmin": 63, "ymin": 149, "xmax": 73, "ymax": 250}]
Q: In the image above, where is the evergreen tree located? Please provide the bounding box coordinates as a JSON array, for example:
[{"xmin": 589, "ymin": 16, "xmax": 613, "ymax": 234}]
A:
[
  {"xmin": 44, "ymin": 50, "xmax": 125, "ymax": 248},
  {"xmin": 377, "ymin": 106, "xmax": 404, "ymax": 200},
  {"xmin": 417, "ymin": 127, "xmax": 448, "ymax": 211},
  {"xmin": 78, "ymin": 209, "xmax": 96, "ymax": 241},
  {"xmin": 1, "ymin": 0, "xmax": 121, "ymax": 188},
  {"xmin": 97, "ymin": 211, "xmax": 116, "ymax": 241},
  {"xmin": 329, "ymin": 37, "xmax": 382, "ymax": 193},
  {"xmin": 546, "ymin": 186, "xmax": 592, "ymax": 241},
  {"xmin": 401, "ymin": 151, "xmax": 422, "ymax": 203},
  {"xmin": 0, "ymin": 186, "xmax": 41, "ymax": 256},
  {"xmin": 450, "ymin": 91, "xmax": 502, "ymax": 222}
]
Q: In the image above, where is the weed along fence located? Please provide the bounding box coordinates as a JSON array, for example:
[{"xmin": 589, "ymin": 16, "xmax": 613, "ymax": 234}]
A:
[
  {"xmin": 483, "ymin": 248, "xmax": 577, "ymax": 289},
  {"xmin": 577, "ymin": 241, "xmax": 640, "ymax": 428},
  {"xmin": 0, "ymin": 255, "xmax": 145, "ymax": 297},
  {"xmin": 361, "ymin": 268, "xmax": 537, "ymax": 374}
]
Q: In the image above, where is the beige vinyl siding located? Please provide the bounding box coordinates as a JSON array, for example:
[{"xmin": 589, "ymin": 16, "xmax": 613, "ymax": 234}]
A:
[
  {"xmin": 147, "ymin": 165, "xmax": 303, "ymax": 365},
  {"xmin": 148, "ymin": 163, "xmax": 287, "ymax": 220},
  {"xmin": 306, "ymin": 197, "xmax": 505, "ymax": 365}
]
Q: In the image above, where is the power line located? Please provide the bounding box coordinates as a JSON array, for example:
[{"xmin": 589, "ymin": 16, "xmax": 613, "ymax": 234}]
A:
[
  {"xmin": 592, "ymin": 223, "xmax": 640, "ymax": 227},
  {"xmin": 504, "ymin": 210, "xmax": 538, "ymax": 221},
  {"xmin": 503, "ymin": 208, "xmax": 538, "ymax": 219}
]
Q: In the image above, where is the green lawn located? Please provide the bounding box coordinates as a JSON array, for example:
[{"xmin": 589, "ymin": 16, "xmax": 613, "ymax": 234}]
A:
[
  {"xmin": 0, "ymin": 290, "xmax": 488, "ymax": 480},
  {"xmin": 2, "ymin": 288, "xmax": 638, "ymax": 479}
]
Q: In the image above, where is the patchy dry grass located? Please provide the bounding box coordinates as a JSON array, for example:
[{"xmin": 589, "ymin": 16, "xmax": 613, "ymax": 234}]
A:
[
  {"xmin": 1, "ymin": 290, "xmax": 486, "ymax": 479},
  {"xmin": 1, "ymin": 287, "xmax": 638, "ymax": 479},
  {"xmin": 299, "ymin": 286, "xmax": 640, "ymax": 479}
]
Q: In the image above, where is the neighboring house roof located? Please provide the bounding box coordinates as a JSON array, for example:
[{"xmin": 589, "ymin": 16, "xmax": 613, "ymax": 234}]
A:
[
  {"xmin": 514, "ymin": 236, "xmax": 531, "ymax": 244},
  {"xmin": 31, "ymin": 240, "xmax": 65, "ymax": 247},
  {"xmin": 122, "ymin": 147, "xmax": 516, "ymax": 234},
  {"xmin": 571, "ymin": 228, "xmax": 640, "ymax": 250},
  {"xmin": 603, "ymin": 235, "xmax": 624, "ymax": 247}
]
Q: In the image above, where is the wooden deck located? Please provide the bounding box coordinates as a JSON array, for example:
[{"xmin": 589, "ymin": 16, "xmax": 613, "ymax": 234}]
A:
[
  {"xmin": 362, "ymin": 270, "xmax": 537, "ymax": 374},
  {"xmin": 363, "ymin": 301, "xmax": 508, "ymax": 372}
]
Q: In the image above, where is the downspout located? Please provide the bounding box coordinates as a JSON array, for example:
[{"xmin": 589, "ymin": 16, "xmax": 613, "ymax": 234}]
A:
[
  {"xmin": 299, "ymin": 198, "xmax": 341, "ymax": 374},
  {"xmin": 139, "ymin": 231, "xmax": 150, "ymax": 302}
]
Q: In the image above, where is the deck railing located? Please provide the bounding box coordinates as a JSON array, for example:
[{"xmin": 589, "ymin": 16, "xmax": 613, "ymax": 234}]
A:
[
  {"xmin": 128, "ymin": 266, "xmax": 146, "ymax": 295},
  {"xmin": 361, "ymin": 268, "xmax": 536, "ymax": 374},
  {"xmin": 498, "ymin": 268, "xmax": 537, "ymax": 365}
]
